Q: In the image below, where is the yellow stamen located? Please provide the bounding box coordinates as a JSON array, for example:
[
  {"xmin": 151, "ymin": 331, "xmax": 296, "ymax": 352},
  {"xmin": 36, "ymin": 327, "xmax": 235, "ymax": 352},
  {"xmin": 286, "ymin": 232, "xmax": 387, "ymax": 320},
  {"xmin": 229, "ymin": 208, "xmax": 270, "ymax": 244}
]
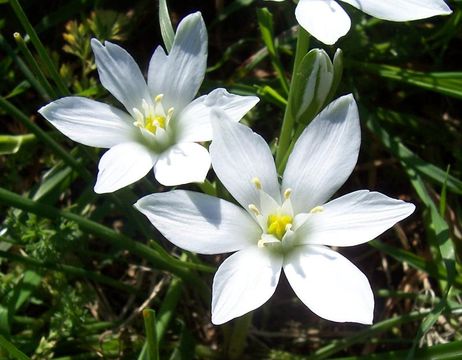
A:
[
  {"xmin": 283, "ymin": 188, "xmax": 292, "ymax": 199},
  {"xmin": 248, "ymin": 204, "xmax": 260, "ymax": 216},
  {"xmin": 132, "ymin": 94, "xmax": 172, "ymax": 135},
  {"xmin": 251, "ymin": 177, "xmax": 262, "ymax": 190},
  {"xmin": 310, "ymin": 206, "xmax": 324, "ymax": 214}
]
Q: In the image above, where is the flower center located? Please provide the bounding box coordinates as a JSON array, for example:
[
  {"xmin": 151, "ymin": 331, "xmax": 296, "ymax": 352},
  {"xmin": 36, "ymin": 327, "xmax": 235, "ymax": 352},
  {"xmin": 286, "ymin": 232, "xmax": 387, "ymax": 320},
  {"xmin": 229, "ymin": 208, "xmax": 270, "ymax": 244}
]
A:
[
  {"xmin": 267, "ymin": 213, "xmax": 293, "ymax": 240},
  {"xmin": 248, "ymin": 177, "xmax": 294, "ymax": 247},
  {"xmin": 133, "ymin": 94, "xmax": 174, "ymax": 134}
]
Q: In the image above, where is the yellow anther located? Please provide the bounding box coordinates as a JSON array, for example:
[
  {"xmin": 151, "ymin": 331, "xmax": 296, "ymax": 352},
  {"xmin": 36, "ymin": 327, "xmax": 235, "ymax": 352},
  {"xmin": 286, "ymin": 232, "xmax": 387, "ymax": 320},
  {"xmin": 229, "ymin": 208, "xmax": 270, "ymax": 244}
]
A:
[
  {"xmin": 248, "ymin": 204, "xmax": 260, "ymax": 216},
  {"xmin": 155, "ymin": 94, "xmax": 164, "ymax": 102},
  {"xmin": 251, "ymin": 177, "xmax": 262, "ymax": 190},
  {"xmin": 283, "ymin": 188, "xmax": 292, "ymax": 199},
  {"xmin": 267, "ymin": 214, "xmax": 293, "ymax": 240},
  {"xmin": 310, "ymin": 206, "xmax": 324, "ymax": 214}
]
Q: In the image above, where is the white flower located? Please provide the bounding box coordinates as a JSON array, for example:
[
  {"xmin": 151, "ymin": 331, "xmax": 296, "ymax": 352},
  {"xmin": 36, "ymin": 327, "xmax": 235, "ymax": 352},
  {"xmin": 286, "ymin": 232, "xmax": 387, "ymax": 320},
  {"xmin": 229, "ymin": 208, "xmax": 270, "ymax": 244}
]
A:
[
  {"xmin": 135, "ymin": 94, "xmax": 415, "ymax": 325},
  {"xmin": 39, "ymin": 12, "xmax": 259, "ymax": 193},
  {"xmin": 267, "ymin": 0, "xmax": 452, "ymax": 45}
]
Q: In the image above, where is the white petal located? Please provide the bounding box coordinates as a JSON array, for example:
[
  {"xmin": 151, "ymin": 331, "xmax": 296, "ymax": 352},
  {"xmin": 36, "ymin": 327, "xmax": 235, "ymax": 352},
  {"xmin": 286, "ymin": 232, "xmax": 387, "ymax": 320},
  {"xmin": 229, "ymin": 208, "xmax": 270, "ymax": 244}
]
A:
[
  {"xmin": 174, "ymin": 89, "xmax": 259, "ymax": 142},
  {"xmin": 154, "ymin": 143, "xmax": 210, "ymax": 186},
  {"xmin": 135, "ymin": 190, "xmax": 260, "ymax": 254},
  {"xmin": 39, "ymin": 97, "xmax": 134, "ymax": 148},
  {"xmin": 148, "ymin": 12, "xmax": 207, "ymax": 111},
  {"xmin": 282, "ymin": 94, "xmax": 360, "ymax": 214},
  {"xmin": 295, "ymin": 0, "xmax": 351, "ymax": 45},
  {"xmin": 94, "ymin": 142, "xmax": 156, "ymax": 193},
  {"xmin": 210, "ymin": 110, "xmax": 281, "ymax": 210},
  {"xmin": 284, "ymin": 245, "xmax": 374, "ymax": 324},
  {"xmin": 91, "ymin": 39, "xmax": 151, "ymax": 117},
  {"xmin": 212, "ymin": 246, "xmax": 283, "ymax": 325},
  {"xmin": 296, "ymin": 190, "xmax": 416, "ymax": 247},
  {"xmin": 340, "ymin": 0, "xmax": 451, "ymax": 21}
]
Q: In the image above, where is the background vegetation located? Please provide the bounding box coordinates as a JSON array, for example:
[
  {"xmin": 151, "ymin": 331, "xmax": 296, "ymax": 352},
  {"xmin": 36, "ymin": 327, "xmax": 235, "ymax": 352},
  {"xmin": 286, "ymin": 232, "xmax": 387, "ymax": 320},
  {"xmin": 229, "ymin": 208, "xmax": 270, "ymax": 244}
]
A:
[{"xmin": 0, "ymin": 0, "xmax": 461, "ymax": 359}]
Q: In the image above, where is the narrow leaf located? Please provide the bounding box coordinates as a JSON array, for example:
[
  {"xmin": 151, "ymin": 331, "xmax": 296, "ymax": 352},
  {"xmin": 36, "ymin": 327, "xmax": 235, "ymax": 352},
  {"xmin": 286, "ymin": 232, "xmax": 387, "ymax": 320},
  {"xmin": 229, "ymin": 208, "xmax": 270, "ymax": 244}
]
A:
[{"xmin": 159, "ymin": 0, "xmax": 174, "ymax": 53}]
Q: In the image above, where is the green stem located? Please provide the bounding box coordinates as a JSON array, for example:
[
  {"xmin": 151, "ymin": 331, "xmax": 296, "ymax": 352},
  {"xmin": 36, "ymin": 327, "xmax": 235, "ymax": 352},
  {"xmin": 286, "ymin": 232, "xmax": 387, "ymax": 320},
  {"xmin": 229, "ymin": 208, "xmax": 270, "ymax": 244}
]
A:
[
  {"xmin": 0, "ymin": 250, "xmax": 136, "ymax": 294},
  {"xmin": 197, "ymin": 179, "xmax": 217, "ymax": 197},
  {"xmin": 156, "ymin": 275, "xmax": 183, "ymax": 343},
  {"xmin": 276, "ymin": 118, "xmax": 312, "ymax": 173},
  {"xmin": 9, "ymin": 0, "xmax": 70, "ymax": 96},
  {"xmin": 0, "ymin": 96, "xmax": 92, "ymax": 182},
  {"xmin": 0, "ymin": 187, "xmax": 205, "ymax": 289},
  {"xmin": 143, "ymin": 309, "xmax": 159, "ymax": 360},
  {"xmin": 226, "ymin": 312, "xmax": 253, "ymax": 360},
  {"xmin": 13, "ymin": 32, "xmax": 56, "ymax": 99},
  {"xmin": 0, "ymin": 33, "xmax": 49, "ymax": 100},
  {"xmin": 275, "ymin": 27, "xmax": 310, "ymax": 171},
  {"xmin": 138, "ymin": 276, "xmax": 184, "ymax": 360}
]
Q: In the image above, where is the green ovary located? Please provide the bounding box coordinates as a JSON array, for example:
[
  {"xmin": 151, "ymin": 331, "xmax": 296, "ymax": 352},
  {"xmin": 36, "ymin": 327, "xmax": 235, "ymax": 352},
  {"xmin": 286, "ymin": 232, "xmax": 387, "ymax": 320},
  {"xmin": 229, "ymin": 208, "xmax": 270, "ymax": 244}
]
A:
[{"xmin": 267, "ymin": 214, "xmax": 293, "ymax": 240}]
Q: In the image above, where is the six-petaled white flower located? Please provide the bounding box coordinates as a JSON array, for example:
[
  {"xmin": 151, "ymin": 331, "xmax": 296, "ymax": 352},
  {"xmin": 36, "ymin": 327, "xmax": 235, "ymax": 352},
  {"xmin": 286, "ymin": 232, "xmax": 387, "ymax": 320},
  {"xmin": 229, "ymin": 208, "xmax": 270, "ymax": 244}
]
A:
[
  {"xmin": 135, "ymin": 94, "xmax": 415, "ymax": 325},
  {"xmin": 39, "ymin": 12, "xmax": 259, "ymax": 193},
  {"xmin": 267, "ymin": 0, "xmax": 452, "ymax": 45}
]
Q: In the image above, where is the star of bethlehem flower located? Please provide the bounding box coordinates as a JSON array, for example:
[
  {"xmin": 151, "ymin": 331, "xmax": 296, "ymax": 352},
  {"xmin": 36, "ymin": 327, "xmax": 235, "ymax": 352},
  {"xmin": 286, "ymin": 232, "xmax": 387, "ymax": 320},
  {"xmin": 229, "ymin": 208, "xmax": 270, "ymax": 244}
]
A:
[
  {"xmin": 39, "ymin": 12, "xmax": 259, "ymax": 193},
  {"xmin": 135, "ymin": 94, "xmax": 415, "ymax": 325},
  {"xmin": 266, "ymin": 0, "xmax": 452, "ymax": 45}
]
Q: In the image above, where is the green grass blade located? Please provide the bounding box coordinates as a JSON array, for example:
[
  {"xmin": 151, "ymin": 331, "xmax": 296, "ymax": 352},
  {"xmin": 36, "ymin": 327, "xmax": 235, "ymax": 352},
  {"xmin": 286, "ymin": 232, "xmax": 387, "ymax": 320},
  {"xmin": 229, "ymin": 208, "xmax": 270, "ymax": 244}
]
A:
[
  {"xmin": 354, "ymin": 62, "xmax": 462, "ymax": 99},
  {"xmin": 369, "ymin": 240, "xmax": 462, "ymax": 289},
  {"xmin": 0, "ymin": 334, "xmax": 31, "ymax": 360},
  {"xmin": 403, "ymin": 167, "xmax": 457, "ymax": 358},
  {"xmin": 365, "ymin": 111, "xmax": 462, "ymax": 195},
  {"xmin": 13, "ymin": 32, "xmax": 56, "ymax": 99},
  {"xmin": 143, "ymin": 309, "xmax": 159, "ymax": 360},
  {"xmin": 168, "ymin": 320, "xmax": 195, "ymax": 360},
  {"xmin": 0, "ymin": 134, "xmax": 35, "ymax": 155},
  {"xmin": 9, "ymin": 0, "xmax": 70, "ymax": 96},
  {"xmin": 158, "ymin": 0, "xmax": 174, "ymax": 53},
  {"xmin": 156, "ymin": 276, "xmax": 183, "ymax": 344},
  {"xmin": 256, "ymin": 8, "xmax": 290, "ymax": 95},
  {"xmin": 0, "ymin": 33, "xmax": 50, "ymax": 100}
]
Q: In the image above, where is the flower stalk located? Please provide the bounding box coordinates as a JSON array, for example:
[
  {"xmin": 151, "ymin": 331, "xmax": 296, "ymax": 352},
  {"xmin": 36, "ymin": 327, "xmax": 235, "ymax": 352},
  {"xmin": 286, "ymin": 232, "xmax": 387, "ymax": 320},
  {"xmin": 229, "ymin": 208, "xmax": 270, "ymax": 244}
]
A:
[
  {"xmin": 9, "ymin": 0, "xmax": 70, "ymax": 96},
  {"xmin": 275, "ymin": 26, "xmax": 310, "ymax": 171}
]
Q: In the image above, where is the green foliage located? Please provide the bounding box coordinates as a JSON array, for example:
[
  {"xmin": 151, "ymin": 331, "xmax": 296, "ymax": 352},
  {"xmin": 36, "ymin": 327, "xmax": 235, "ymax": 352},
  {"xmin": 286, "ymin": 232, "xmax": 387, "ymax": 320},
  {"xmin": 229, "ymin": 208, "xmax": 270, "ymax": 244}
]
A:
[
  {"xmin": 0, "ymin": 0, "xmax": 461, "ymax": 359},
  {"xmin": 60, "ymin": 9, "xmax": 131, "ymax": 93},
  {"xmin": 4, "ymin": 211, "xmax": 82, "ymax": 261}
]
